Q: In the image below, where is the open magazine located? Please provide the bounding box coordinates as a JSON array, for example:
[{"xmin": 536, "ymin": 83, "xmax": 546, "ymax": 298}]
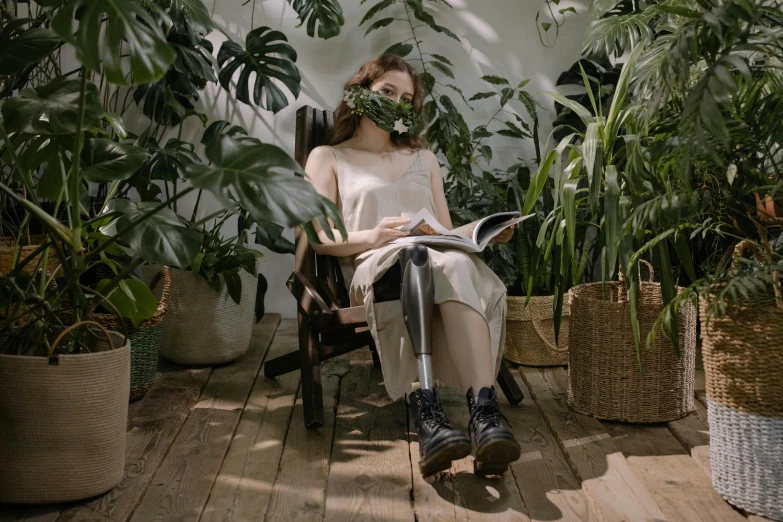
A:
[{"xmin": 389, "ymin": 207, "xmax": 532, "ymax": 253}]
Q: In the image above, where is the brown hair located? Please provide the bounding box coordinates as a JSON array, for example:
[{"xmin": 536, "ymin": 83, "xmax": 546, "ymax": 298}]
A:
[{"xmin": 330, "ymin": 54, "xmax": 427, "ymax": 150}]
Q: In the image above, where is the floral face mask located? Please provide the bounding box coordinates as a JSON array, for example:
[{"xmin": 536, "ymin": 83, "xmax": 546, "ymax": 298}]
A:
[{"xmin": 343, "ymin": 85, "xmax": 420, "ymax": 135}]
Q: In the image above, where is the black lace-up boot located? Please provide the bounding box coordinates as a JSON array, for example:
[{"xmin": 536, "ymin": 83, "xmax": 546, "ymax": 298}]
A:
[
  {"xmin": 409, "ymin": 387, "xmax": 471, "ymax": 477},
  {"xmin": 466, "ymin": 386, "xmax": 521, "ymax": 476}
]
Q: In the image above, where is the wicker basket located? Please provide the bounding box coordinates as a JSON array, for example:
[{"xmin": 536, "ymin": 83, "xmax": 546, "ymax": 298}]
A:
[
  {"xmin": 92, "ymin": 268, "xmax": 171, "ymax": 402},
  {"xmin": 143, "ymin": 265, "xmax": 258, "ymax": 365},
  {"xmin": 567, "ymin": 261, "xmax": 697, "ymax": 423},
  {"xmin": 701, "ymin": 241, "xmax": 783, "ymax": 520},
  {"xmin": 0, "ymin": 237, "xmax": 61, "ymax": 275},
  {"xmin": 0, "ymin": 329, "xmax": 130, "ymax": 503},
  {"xmin": 504, "ymin": 294, "xmax": 570, "ymax": 366}
]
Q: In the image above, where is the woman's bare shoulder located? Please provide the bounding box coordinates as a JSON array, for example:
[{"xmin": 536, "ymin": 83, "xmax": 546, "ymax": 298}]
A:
[
  {"xmin": 418, "ymin": 148, "xmax": 439, "ymax": 168},
  {"xmin": 305, "ymin": 146, "xmax": 338, "ymax": 180}
]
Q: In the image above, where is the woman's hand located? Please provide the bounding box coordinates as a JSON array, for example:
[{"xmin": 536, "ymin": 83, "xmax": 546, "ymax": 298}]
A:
[
  {"xmin": 367, "ymin": 216, "xmax": 411, "ymax": 248},
  {"xmin": 493, "ymin": 223, "xmax": 519, "ymax": 244}
]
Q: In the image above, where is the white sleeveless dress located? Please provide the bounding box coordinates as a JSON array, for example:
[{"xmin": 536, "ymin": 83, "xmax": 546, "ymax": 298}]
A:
[{"xmin": 329, "ymin": 146, "xmax": 507, "ymax": 401}]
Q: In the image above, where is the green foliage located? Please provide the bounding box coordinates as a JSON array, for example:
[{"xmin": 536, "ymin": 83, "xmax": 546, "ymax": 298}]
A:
[
  {"xmin": 0, "ymin": 0, "xmax": 347, "ymax": 354},
  {"xmin": 288, "ymin": 0, "xmax": 345, "ymax": 39},
  {"xmin": 217, "ymin": 26, "xmax": 301, "ymax": 113}
]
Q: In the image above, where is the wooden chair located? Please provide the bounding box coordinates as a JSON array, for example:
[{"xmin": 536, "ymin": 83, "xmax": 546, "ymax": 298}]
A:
[{"xmin": 263, "ymin": 105, "xmax": 524, "ymax": 429}]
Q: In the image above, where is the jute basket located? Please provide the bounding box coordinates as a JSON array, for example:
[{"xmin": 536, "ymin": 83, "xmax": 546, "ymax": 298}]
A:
[
  {"xmin": 504, "ymin": 294, "xmax": 570, "ymax": 366},
  {"xmin": 0, "ymin": 237, "xmax": 61, "ymax": 275},
  {"xmin": 701, "ymin": 241, "xmax": 783, "ymax": 521},
  {"xmin": 567, "ymin": 261, "xmax": 697, "ymax": 423},
  {"xmin": 0, "ymin": 329, "xmax": 130, "ymax": 503},
  {"xmin": 93, "ymin": 268, "xmax": 171, "ymax": 402},
  {"xmin": 143, "ymin": 265, "xmax": 258, "ymax": 365}
]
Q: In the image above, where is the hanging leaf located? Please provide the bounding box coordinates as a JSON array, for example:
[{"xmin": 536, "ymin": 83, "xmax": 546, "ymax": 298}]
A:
[
  {"xmin": 52, "ymin": 0, "xmax": 176, "ymax": 85},
  {"xmin": 255, "ymin": 222, "xmax": 295, "ymax": 253},
  {"xmin": 217, "ymin": 27, "xmax": 301, "ymax": 113},
  {"xmin": 430, "ymin": 60, "xmax": 454, "ymax": 79},
  {"xmin": 0, "ymin": 23, "xmax": 61, "ymax": 76},
  {"xmin": 1, "ymin": 77, "xmax": 103, "ymax": 135},
  {"xmin": 81, "ymin": 138, "xmax": 147, "ymax": 183},
  {"xmin": 429, "ymin": 53, "xmax": 453, "ymax": 66},
  {"xmin": 167, "ymin": 0, "xmax": 214, "ymax": 40},
  {"xmin": 101, "ymin": 199, "xmax": 203, "ymax": 268},
  {"xmin": 470, "ymin": 91, "xmax": 498, "ymax": 101},
  {"xmin": 255, "ymin": 272, "xmax": 268, "ymax": 323},
  {"xmin": 482, "ymin": 75, "xmax": 509, "ymax": 85},
  {"xmin": 288, "ymin": 0, "xmax": 345, "ymax": 39},
  {"xmin": 383, "ymin": 42, "xmax": 413, "ymax": 57},
  {"xmin": 201, "ymin": 120, "xmax": 255, "ymax": 145},
  {"xmin": 141, "ymin": 137, "xmax": 201, "ymax": 183},
  {"xmin": 361, "ymin": 0, "xmax": 396, "ymax": 25},
  {"xmin": 364, "ymin": 17, "xmax": 394, "ymax": 35},
  {"xmin": 185, "ymin": 136, "xmax": 347, "ymax": 235},
  {"xmin": 96, "ymin": 277, "xmax": 159, "ymax": 327}
]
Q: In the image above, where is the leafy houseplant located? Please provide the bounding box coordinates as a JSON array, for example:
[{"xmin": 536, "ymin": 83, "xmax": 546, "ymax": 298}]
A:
[
  {"xmin": 0, "ymin": 0, "xmax": 345, "ymax": 503},
  {"xmin": 583, "ymin": 0, "xmax": 781, "ymax": 513}
]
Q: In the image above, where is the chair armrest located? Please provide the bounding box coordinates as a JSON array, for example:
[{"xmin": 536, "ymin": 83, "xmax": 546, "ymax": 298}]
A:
[{"xmin": 286, "ymin": 271, "xmax": 333, "ymax": 330}]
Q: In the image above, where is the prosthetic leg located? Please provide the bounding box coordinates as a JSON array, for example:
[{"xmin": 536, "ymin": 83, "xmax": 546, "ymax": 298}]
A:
[
  {"xmin": 399, "ymin": 244, "xmax": 435, "ymax": 390},
  {"xmin": 400, "ymin": 245, "xmax": 471, "ymax": 476}
]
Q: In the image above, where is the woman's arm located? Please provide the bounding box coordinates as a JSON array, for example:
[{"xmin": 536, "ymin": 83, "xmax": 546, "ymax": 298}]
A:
[
  {"xmin": 422, "ymin": 149, "xmax": 454, "ymax": 230},
  {"xmin": 303, "ymin": 146, "xmax": 375, "ymax": 257}
]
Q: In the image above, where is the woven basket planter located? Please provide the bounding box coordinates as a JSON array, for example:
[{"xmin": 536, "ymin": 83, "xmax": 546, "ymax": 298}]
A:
[
  {"xmin": 93, "ymin": 268, "xmax": 171, "ymax": 402},
  {"xmin": 144, "ymin": 265, "xmax": 258, "ymax": 365},
  {"xmin": 0, "ymin": 237, "xmax": 61, "ymax": 276},
  {"xmin": 567, "ymin": 262, "xmax": 697, "ymax": 423},
  {"xmin": 701, "ymin": 242, "xmax": 783, "ymax": 521},
  {"xmin": 0, "ymin": 330, "xmax": 130, "ymax": 504},
  {"xmin": 504, "ymin": 294, "xmax": 570, "ymax": 366}
]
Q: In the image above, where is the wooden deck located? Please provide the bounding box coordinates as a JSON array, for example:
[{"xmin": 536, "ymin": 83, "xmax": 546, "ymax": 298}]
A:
[{"xmin": 0, "ymin": 315, "xmax": 772, "ymax": 522}]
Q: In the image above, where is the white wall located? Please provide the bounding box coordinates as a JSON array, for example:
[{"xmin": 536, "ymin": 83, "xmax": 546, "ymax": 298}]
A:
[{"xmin": 183, "ymin": 0, "xmax": 592, "ymax": 318}]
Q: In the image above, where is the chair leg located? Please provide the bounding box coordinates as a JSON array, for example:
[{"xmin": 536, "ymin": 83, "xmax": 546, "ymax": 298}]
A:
[
  {"xmin": 369, "ymin": 340, "xmax": 382, "ymax": 370},
  {"xmin": 496, "ymin": 359, "xmax": 524, "ymax": 405},
  {"xmin": 298, "ymin": 312, "xmax": 324, "ymax": 429}
]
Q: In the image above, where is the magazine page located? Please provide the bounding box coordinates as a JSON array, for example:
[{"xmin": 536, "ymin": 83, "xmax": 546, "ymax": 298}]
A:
[
  {"xmin": 476, "ymin": 213, "xmax": 531, "ymax": 249},
  {"xmin": 397, "ymin": 208, "xmax": 455, "ymax": 237}
]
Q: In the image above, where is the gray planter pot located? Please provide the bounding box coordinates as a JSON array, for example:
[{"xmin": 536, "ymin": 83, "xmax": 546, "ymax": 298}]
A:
[
  {"xmin": 0, "ymin": 331, "xmax": 130, "ymax": 504},
  {"xmin": 144, "ymin": 266, "xmax": 258, "ymax": 365}
]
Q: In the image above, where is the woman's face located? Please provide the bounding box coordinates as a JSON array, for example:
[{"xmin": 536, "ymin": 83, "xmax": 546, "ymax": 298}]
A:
[{"xmin": 370, "ymin": 69, "xmax": 415, "ymax": 105}]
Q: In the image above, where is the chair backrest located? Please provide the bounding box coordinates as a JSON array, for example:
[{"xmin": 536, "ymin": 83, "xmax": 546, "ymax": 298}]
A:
[{"xmin": 293, "ymin": 105, "xmax": 351, "ymax": 309}]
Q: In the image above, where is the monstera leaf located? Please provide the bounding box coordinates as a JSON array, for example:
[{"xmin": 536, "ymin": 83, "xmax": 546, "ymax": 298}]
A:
[
  {"xmin": 137, "ymin": 133, "xmax": 201, "ymax": 183},
  {"xmin": 185, "ymin": 135, "xmax": 344, "ymax": 235},
  {"xmin": 52, "ymin": 0, "xmax": 176, "ymax": 85},
  {"xmin": 81, "ymin": 138, "xmax": 148, "ymax": 183},
  {"xmin": 216, "ymin": 27, "xmax": 301, "ymax": 113},
  {"xmin": 288, "ymin": 0, "xmax": 344, "ymax": 39},
  {"xmin": 96, "ymin": 277, "xmax": 158, "ymax": 326},
  {"xmin": 101, "ymin": 199, "xmax": 202, "ymax": 268},
  {"xmin": 0, "ymin": 21, "xmax": 61, "ymax": 75},
  {"xmin": 201, "ymin": 120, "xmax": 260, "ymax": 146},
  {"xmin": 166, "ymin": 0, "xmax": 214, "ymax": 41},
  {"xmin": 1, "ymin": 77, "xmax": 103, "ymax": 135}
]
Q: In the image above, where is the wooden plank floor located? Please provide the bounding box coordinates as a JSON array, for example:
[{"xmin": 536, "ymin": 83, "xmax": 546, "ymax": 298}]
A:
[{"xmin": 0, "ymin": 316, "xmax": 770, "ymax": 522}]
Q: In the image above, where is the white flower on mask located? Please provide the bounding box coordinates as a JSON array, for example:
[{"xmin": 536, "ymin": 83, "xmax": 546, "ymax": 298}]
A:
[
  {"xmin": 393, "ymin": 119, "xmax": 409, "ymax": 134},
  {"xmin": 343, "ymin": 90, "xmax": 356, "ymax": 109}
]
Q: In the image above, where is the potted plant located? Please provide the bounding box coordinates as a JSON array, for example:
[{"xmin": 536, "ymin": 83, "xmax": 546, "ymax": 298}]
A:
[
  {"xmin": 0, "ymin": 0, "xmax": 343, "ymax": 504},
  {"xmin": 522, "ymin": 50, "xmax": 697, "ymax": 423},
  {"xmin": 600, "ymin": 0, "xmax": 782, "ymax": 516}
]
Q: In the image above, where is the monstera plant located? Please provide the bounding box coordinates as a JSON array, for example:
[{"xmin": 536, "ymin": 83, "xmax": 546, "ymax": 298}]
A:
[{"xmin": 0, "ymin": 0, "xmax": 346, "ymax": 356}]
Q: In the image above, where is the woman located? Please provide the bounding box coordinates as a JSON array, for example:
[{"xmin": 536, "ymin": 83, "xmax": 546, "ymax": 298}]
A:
[{"xmin": 305, "ymin": 54, "xmax": 520, "ymax": 477}]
